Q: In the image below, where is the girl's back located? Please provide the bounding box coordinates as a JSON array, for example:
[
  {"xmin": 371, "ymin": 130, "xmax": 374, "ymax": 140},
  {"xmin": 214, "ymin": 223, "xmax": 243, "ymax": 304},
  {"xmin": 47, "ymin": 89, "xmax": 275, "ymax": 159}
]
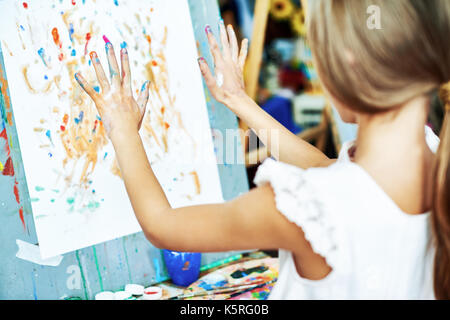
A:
[{"xmin": 261, "ymin": 126, "xmax": 439, "ymax": 299}]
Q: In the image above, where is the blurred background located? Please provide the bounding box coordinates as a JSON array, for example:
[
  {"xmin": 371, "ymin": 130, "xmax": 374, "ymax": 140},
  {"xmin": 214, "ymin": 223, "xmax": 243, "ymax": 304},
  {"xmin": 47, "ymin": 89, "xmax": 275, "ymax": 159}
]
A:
[{"xmin": 219, "ymin": 0, "xmax": 446, "ymax": 188}]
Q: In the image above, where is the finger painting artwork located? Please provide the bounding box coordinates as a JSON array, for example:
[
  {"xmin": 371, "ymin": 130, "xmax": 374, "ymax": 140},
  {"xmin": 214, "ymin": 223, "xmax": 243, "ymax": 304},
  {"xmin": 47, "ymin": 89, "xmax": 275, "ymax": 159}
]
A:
[{"xmin": 0, "ymin": 0, "xmax": 223, "ymax": 258}]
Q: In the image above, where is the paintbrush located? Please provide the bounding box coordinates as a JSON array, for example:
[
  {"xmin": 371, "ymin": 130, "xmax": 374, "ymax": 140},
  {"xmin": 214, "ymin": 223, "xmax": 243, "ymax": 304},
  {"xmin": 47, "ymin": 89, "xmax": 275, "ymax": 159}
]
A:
[
  {"xmin": 227, "ymin": 278, "xmax": 277, "ymax": 299},
  {"xmin": 168, "ymin": 280, "xmax": 267, "ymax": 300}
]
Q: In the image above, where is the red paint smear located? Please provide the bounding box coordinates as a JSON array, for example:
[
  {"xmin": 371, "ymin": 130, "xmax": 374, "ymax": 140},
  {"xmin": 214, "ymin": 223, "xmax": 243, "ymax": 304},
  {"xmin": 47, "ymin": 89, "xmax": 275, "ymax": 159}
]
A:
[
  {"xmin": 151, "ymin": 60, "xmax": 158, "ymax": 67},
  {"xmin": 71, "ymin": 0, "xmax": 76, "ymax": 5},
  {"xmin": 58, "ymin": 53, "xmax": 64, "ymax": 61},
  {"xmin": 0, "ymin": 128, "xmax": 7, "ymax": 140},
  {"xmin": 2, "ymin": 157, "xmax": 14, "ymax": 176},
  {"xmin": 84, "ymin": 33, "xmax": 91, "ymax": 55},
  {"xmin": 19, "ymin": 207, "xmax": 25, "ymax": 230},
  {"xmin": 0, "ymin": 128, "xmax": 10, "ymax": 156},
  {"xmin": 22, "ymin": 2, "xmax": 28, "ymax": 9},
  {"xmin": 13, "ymin": 183, "xmax": 20, "ymax": 203},
  {"xmin": 60, "ymin": 125, "xmax": 66, "ymax": 132},
  {"xmin": 51, "ymin": 27, "xmax": 61, "ymax": 48},
  {"xmin": 14, "ymin": 180, "xmax": 26, "ymax": 230}
]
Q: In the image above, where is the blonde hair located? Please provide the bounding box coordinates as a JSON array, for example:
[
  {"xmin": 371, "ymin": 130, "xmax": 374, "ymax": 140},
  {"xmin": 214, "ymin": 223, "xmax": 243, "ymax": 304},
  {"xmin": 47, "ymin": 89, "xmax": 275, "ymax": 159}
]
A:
[{"xmin": 307, "ymin": 0, "xmax": 450, "ymax": 299}]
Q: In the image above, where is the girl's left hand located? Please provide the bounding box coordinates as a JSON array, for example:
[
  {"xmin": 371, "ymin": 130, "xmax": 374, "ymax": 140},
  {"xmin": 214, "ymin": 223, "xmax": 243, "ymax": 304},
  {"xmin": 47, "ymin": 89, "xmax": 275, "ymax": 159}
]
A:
[{"xmin": 75, "ymin": 41, "xmax": 150, "ymax": 142}]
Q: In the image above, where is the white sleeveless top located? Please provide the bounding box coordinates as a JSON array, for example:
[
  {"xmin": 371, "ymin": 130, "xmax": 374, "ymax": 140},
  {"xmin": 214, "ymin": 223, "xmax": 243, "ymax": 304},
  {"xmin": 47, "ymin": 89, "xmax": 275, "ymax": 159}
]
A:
[{"xmin": 255, "ymin": 126, "xmax": 439, "ymax": 299}]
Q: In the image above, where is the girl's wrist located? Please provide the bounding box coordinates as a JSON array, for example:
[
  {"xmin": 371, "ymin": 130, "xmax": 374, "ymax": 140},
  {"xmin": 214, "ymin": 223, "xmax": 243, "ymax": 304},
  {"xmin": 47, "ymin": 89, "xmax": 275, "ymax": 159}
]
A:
[
  {"xmin": 225, "ymin": 92, "xmax": 252, "ymax": 111},
  {"xmin": 109, "ymin": 126, "xmax": 140, "ymax": 147}
]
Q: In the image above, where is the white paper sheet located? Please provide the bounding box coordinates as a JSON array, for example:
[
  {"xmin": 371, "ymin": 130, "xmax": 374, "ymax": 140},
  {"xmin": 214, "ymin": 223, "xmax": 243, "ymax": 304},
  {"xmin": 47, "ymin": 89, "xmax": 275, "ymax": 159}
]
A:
[
  {"xmin": 0, "ymin": 0, "xmax": 223, "ymax": 258},
  {"xmin": 15, "ymin": 239, "xmax": 64, "ymax": 266}
]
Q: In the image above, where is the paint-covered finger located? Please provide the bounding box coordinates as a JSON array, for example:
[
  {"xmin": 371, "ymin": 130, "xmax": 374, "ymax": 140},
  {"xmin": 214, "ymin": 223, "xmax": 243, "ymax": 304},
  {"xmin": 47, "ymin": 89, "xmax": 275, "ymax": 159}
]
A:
[
  {"xmin": 89, "ymin": 51, "xmax": 110, "ymax": 92},
  {"xmin": 137, "ymin": 80, "xmax": 150, "ymax": 111},
  {"xmin": 227, "ymin": 24, "xmax": 239, "ymax": 62},
  {"xmin": 219, "ymin": 19, "xmax": 231, "ymax": 60},
  {"xmin": 103, "ymin": 35, "xmax": 121, "ymax": 88},
  {"xmin": 75, "ymin": 72, "xmax": 98, "ymax": 101},
  {"xmin": 238, "ymin": 38, "xmax": 249, "ymax": 71},
  {"xmin": 205, "ymin": 25, "xmax": 224, "ymax": 68},
  {"xmin": 198, "ymin": 57, "xmax": 220, "ymax": 96},
  {"xmin": 120, "ymin": 43, "xmax": 132, "ymax": 96}
]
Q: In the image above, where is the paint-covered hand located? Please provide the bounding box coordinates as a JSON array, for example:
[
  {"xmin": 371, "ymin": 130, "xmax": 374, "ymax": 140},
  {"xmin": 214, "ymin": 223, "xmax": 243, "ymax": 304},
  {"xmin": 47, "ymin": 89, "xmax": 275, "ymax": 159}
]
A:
[
  {"xmin": 198, "ymin": 22, "xmax": 249, "ymax": 108},
  {"xmin": 75, "ymin": 40, "xmax": 149, "ymax": 141}
]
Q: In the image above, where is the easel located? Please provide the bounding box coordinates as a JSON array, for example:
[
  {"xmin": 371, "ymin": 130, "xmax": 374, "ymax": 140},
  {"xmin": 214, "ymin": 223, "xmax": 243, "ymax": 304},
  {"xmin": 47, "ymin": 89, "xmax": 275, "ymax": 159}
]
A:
[{"xmin": 241, "ymin": 0, "xmax": 340, "ymax": 166}]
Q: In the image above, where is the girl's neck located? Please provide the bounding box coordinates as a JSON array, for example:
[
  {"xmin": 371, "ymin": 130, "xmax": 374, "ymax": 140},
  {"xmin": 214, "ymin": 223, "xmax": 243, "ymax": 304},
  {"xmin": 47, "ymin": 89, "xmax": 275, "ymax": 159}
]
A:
[
  {"xmin": 353, "ymin": 95, "xmax": 434, "ymax": 214},
  {"xmin": 355, "ymin": 96, "xmax": 431, "ymax": 160}
]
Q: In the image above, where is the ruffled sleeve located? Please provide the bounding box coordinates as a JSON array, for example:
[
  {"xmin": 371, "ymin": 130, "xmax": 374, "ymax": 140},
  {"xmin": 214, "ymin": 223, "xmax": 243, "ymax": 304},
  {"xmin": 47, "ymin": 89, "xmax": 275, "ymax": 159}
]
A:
[{"xmin": 254, "ymin": 158, "xmax": 339, "ymax": 270}]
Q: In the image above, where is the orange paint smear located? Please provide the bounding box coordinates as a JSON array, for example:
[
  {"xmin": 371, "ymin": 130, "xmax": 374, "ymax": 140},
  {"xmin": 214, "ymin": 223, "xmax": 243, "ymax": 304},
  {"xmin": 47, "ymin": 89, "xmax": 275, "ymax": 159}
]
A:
[
  {"xmin": 190, "ymin": 171, "xmax": 201, "ymax": 195},
  {"xmin": 51, "ymin": 27, "xmax": 61, "ymax": 48}
]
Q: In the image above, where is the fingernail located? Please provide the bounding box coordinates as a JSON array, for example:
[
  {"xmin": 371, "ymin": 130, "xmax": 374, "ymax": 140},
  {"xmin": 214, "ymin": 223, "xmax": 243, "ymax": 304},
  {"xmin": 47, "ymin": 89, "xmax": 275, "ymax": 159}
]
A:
[
  {"xmin": 197, "ymin": 57, "xmax": 205, "ymax": 64},
  {"xmin": 102, "ymin": 35, "xmax": 111, "ymax": 44},
  {"xmin": 205, "ymin": 25, "xmax": 212, "ymax": 34},
  {"xmin": 89, "ymin": 51, "xmax": 96, "ymax": 60}
]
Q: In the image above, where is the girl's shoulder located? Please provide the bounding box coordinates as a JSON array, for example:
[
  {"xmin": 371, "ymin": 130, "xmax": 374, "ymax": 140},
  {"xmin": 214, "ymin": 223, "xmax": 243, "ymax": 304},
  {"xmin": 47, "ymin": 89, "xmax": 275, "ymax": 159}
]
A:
[{"xmin": 253, "ymin": 158, "xmax": 360, "ymax": 270}]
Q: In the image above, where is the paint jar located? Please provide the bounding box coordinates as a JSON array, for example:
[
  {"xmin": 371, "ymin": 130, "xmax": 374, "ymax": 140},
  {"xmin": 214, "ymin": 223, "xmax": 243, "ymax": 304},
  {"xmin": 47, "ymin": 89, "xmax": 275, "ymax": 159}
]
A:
[
  {"xmin": 95, "ymin": 291, "xmax": 115, "ymax": 300},
  {"xmin": 125, "ymin": 284, "xmax": 144, "ymax": 297},
  {"xmin": 162, "ymin": 250, "xmax": 201, "ymax": 287},
  {"xmin": 114, "ymin": 290, "xmax": 133, "ymax": 300},
  {"xmin": 142, "ymin": 286, "xmax": 162, "ymax": 300}
]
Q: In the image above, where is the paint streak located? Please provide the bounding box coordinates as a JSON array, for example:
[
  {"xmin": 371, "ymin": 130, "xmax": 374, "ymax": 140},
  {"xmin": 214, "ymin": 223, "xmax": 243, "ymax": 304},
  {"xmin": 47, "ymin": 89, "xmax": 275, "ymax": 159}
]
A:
[
  {"xmin": 51, "ymin": 27, "xmax": 61, "ymax": 48},
  {"xmin": 68, "ymin": 23, "xmax": 74, "ymax": 43},
  {"xmin": 75, "ymin": 251, "xmax": 89, "ymax": 300},
  {"xmin": 92, "ymin": 247, "xmax": 104, "ymax": 291},
  {"xmin": 14, "ymin": 180, "xmax": 26, "ymax": 230},
  {"xmin": 84, "ymin": 33, "xmax": 91, "ymax": 56},
  {"xmin": 190, "ymin": 171, "xmax": 201, "ymax": 195},
  {"xmin": 37, "ymin": 48, "xmax": 48, "ymax": 67},
  {"xmin": 22, "ymin": 2, "xmax": 28, "ymax": 9}
]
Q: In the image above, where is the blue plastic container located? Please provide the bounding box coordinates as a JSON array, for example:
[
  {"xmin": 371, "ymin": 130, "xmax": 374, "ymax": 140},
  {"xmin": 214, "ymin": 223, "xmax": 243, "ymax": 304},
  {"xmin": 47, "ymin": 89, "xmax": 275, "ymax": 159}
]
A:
[{"xmin": 162, "ymin": 250, "xmax": 202, "ymax": 287}]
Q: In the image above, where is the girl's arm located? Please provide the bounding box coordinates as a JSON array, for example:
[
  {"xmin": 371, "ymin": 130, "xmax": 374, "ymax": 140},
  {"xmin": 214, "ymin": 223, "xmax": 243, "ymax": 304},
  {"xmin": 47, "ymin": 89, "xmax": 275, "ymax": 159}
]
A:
[
  {"xmin": 75, "ymin": 40, "xmax": 329, "ymax": 278},
  {"xmin": 198, "ymin": 22, "xmax": 331, "ymax": 169}
]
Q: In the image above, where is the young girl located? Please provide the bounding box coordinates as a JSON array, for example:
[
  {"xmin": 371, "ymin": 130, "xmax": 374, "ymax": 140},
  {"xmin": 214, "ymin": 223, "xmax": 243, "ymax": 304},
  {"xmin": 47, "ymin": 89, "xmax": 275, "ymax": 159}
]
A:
[{"xmin": 75, "ymin": 0, "xmax": 450, "ymax": 299}]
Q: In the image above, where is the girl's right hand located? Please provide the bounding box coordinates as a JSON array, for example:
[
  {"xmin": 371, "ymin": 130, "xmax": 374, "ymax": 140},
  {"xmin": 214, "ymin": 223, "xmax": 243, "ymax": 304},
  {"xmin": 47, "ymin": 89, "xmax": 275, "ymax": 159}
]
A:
[{"xmin": 198, "ymin": 21, "xmax": 249, "ymax": 109}]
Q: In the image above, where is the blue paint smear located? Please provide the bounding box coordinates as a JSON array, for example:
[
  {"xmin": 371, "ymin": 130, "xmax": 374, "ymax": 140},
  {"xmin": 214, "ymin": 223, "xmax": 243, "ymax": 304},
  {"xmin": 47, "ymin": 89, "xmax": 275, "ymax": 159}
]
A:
[
  {"xmin": 45, "ymin": 130, "xmax": 53, "ymax": 144},
  {"xmin": 114, "ymin": 0, "xmax": 119, "ymax": 6},
  {"xmin": 93, "ymin": 86, "xmax": 100, "ymax": 93},
  {"xmin": 71, "ymin": 49, "xmax": 76, "ymax": 56},
  {"xmin": 69, "ymin": 23, "xmax": 74, "ymax": 42},
  {"xmin": 74, "ymin": 111, "xmax": 84, "ymax": 124},
  {"xmin": 120, "ymin": 41, "xmax": 127, "ymax": 49},
  {"xmin": 37, "ymin": 48, "xmax": 47, "ymax": 67},
  {"xmin": 103, "ymin": 152, "xmax": 108, "ymax": 160}
]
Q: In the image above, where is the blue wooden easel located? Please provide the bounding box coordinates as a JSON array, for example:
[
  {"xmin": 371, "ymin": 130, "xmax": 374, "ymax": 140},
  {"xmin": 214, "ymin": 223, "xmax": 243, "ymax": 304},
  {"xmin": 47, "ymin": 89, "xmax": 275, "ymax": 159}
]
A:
[{"xmin": 0, "ymin": 0, "xmax": 249, "ymax": 300}]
